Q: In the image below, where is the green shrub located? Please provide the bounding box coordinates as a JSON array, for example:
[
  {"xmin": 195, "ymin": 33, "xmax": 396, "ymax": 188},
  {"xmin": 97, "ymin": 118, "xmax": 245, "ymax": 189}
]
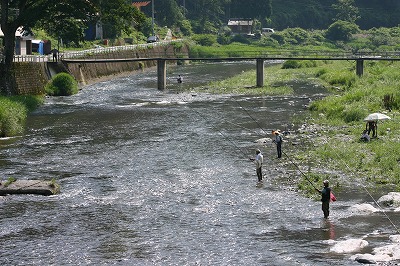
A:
[
  {"xmin": 341, "ymin": 106, "xmax": 365, "ymax": 123},
  {"xmin": 191, "ymin": 34, "xmax": 217, "ymax": 46},
  {"xmin": 8, "ymin": 95, "xmax": 44, "ymax": 112},
  {"xmin": 45, "ymin": 73, "xmax": 79, "ymax": 96},
  {"xmin": 325, "ymin": 20, "xmax": 360, "ymax": 41},
  {"xmin": 282, "ymin": 60, "xmax": 301, "ymax": 69},
  {"xmin": 0, "ymin": 97, "xmax": 27, "ymax": 137}
]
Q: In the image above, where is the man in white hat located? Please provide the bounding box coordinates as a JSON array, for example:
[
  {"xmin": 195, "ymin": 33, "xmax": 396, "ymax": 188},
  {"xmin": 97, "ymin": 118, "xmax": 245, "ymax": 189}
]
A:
[{"xmin": 250, "ymin": 149, "xmax": 263, "ymax": 182}]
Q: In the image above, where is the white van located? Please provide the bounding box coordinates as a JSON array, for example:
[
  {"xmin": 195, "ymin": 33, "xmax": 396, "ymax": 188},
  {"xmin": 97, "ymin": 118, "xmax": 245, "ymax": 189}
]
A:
[{"xmin": 262, "ymin": 28, "xmax": 275, "ymax": 34}]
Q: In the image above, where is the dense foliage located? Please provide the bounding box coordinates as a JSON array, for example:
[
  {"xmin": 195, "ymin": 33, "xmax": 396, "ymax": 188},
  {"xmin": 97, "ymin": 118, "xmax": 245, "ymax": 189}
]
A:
[
  {"xmin": 45, "ymin": 73, "xmax": 79, "ymax": 96},
  {"xmin": 140, "ymin": 0, "xmax": 400, "ymax": 34}
]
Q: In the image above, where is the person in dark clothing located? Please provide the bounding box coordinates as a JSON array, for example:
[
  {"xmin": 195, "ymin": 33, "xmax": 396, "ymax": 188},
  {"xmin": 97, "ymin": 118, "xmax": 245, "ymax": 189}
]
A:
[
  {"xmin": 52, "ymin": 49, "xmax": 59, "ymax": 62},
  {"xmin": 360, "ymin": 130, "xmax": 370, "ymax": 142},
  {"xmin": 366, "ymin": 121, "xmax": 377, "ymax": 138},
  {"xmin": 177, "ymin": 75, "xmax": 183, "ymax": 83},
  {"xmin": 316, "ymin": 180, "xmax": 331, "ymax": 219},
  {"xmin": 273, "ymin": 131, "xmax": 283, "ymax": 158}
]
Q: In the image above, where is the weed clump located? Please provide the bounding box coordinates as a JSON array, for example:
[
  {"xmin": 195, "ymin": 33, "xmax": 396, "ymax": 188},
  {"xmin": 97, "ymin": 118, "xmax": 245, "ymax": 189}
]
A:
[{"xmin": 45, "ymin": 73, "xmax": 79, "ymax": 96}]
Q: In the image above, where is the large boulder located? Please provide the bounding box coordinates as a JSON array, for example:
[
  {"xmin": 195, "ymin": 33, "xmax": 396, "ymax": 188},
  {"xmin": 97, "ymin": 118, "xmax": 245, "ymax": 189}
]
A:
[
  {"xmin": 330, "ymin": 238, "xmax": 368, "ymax": 253},
  {"xmin": 377, "ymin": 192, "xmax": 400, "ymax": 207},
  {"xmin": 350, "ymin": 235, "xmax": 400, "ymax": 264},
  {"xmin": 350, "ymin": 203, "xmax": 380, "ymax": 214}
]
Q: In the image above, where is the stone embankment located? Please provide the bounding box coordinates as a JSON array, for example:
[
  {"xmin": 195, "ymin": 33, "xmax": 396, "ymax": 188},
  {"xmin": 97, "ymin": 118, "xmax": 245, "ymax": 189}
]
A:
[{"xmin": 13, "ymin": 42, "xmax": 189, "ymax": 94}]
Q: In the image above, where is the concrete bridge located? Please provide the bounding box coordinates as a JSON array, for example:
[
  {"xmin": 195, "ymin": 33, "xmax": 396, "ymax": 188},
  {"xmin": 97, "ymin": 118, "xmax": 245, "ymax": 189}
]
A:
[{"xmin": 62, "ymin": 52, "xmax": 400, "ymax": 90}]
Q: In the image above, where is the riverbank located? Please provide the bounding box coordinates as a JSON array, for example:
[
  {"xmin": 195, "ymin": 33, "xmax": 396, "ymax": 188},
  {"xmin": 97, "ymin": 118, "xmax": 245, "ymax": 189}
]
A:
[{"xmin": 196, "ymin": 59, "xmax": 400, "ymax": 193}]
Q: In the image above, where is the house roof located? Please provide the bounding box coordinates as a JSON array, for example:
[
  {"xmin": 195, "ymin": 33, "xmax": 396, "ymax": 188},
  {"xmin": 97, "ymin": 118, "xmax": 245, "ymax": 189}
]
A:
[
  {"xmin": 132, "ymin": 1, "xmax": 150, "ymax": 9},
  {"xmin": 0, "ymin": 27, "xmax": 33, "ymax": 39},
  {"xmin": 228, "ymin": 19, "xmax": 253, "ymax": 26}
]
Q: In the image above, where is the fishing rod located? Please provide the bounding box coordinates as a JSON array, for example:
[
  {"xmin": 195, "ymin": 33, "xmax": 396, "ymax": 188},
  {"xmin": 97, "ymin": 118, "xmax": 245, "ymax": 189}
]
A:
[
  {"xmin": 235, "ymin": 98, "xmax": 269, "ymax": 135},
  {"xmin": 192, "ymin": 109, "xmax": 250, "ymax": 159},
  {"xmin": 195, "ymin": 109, "xmax": 261, "ymax": 135},
  {"xmin": 234, "ymin": 98, "xmax": 319, "ymax": 190},
  {"xmin": 234, "ymin": 96, "xmax": 399, "ymax": 233},
  {"xmin": 319, "ymin": 138, "xmax": 400, "ymax": 234}
]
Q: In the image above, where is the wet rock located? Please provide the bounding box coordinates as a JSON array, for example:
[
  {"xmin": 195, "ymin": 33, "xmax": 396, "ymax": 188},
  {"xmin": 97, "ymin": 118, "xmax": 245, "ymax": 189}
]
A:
[
  {"xmin": 377, "ymin": 192, "xmax": 400, "ymax": 207},
  {"xmin": 389, "ymin": 235, "xmax": 400, "ymax": 243},
  {"xmin": 254, "ymin": 137, "xmax": 271, "ymax": 144},
  {"xmin": 350, "ymin": 203, "xmax": 380, "ymax": 214},
  {"xmin": 350, "ymin": 235, "xmax": 400, "ymax": 264},
  {"xmin": 0, "ymin": 180, "xmax": 60, "ymax": 196},
  {"xmin": 331, "ymin": 238, "xmax": 369, "ymax": 253}
]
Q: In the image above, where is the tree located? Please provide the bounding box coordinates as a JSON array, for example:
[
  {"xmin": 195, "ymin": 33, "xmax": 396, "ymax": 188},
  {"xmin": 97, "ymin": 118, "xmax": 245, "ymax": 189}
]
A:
[
  {"xmin": 325, "ymin": 20, "xmax": 360, "ymax": 41},
  {"xmin": 332, "ymin": 0, "xmax": 360, "ymax": 24},
  {"xmin": 0, "ymin": 0, "xmax": 97, "ymax": 95},
  {"xmin": 97, "ymin": 1, "xmax": 145, "ymax": 39},
  {"xmin": 231, "ymin": 0, "xmax": 272, "ymax": 24},
  {"xmin": 156, "ymin": 0, "xmax": 184, "ymax": 28}
]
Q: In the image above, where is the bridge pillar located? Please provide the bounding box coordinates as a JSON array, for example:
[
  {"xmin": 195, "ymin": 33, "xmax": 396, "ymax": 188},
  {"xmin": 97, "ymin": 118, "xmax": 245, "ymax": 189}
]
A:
[
  {"xmin": 157, "ymin": 59, "xmax": 167, "ymax": 90},
  {"xmin": 356, "ymin": 59, "xmax": 364, "ymax": 77},
  {"xmin": 256, "ymin": 59, "xmax": 264, "ymax": 87}
]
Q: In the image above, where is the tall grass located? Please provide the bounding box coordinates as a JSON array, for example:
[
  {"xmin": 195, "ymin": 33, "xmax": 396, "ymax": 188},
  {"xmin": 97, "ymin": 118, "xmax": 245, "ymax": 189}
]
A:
[
  {"xmin": 0, "ymin": 95, "xmax": 43, "ymax": 137},
  {"xmin": 300, "ymin": 60, "xmax": 400, "ymax": 190}
]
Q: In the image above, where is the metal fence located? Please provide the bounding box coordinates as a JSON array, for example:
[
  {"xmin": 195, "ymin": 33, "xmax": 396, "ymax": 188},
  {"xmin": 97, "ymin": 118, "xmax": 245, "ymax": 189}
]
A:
[{"xmin": 9, "ymin": 40, "xmax": 173, "ymax": 62}]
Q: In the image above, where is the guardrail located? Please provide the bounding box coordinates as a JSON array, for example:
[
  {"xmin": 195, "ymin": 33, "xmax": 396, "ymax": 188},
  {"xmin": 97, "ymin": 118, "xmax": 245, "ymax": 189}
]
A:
[
  {"xmin": 8, "ymin": 42, "xmax": 400, "ymax": 62},
  {"xmin": 9, "ymin": 40, "xmax": 174, "ymax": 62}
]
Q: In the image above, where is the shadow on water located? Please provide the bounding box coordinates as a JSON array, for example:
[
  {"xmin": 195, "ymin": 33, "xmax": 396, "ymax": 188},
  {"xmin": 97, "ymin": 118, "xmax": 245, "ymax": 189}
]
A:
[{"xmin": 0, "ymin": 61, "xmax": 399, "ymax": 265}]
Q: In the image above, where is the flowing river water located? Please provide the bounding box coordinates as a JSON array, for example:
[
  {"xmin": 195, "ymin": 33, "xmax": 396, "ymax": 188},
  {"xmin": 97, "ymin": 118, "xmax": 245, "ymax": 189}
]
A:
[{"xmin": 1, "ymin": 62, "xmax": 399, "ymax": 265}]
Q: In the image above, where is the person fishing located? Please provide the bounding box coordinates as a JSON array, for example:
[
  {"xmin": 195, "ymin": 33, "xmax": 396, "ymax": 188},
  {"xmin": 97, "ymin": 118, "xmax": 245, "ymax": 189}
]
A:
[
  {"xmin": 273, "ymin": 130, "xmax": 283, "ymax": 158},
  {"xmin": 316, "ymin": 180, "xmax": 331, "ymax": 219},
  {"xmin": 250, "ymin": 149, "xmax": 263, "ymax": 182},
  {"xmin": 177, "ymin": 75, "xmax": 183, "ymax": 83}
]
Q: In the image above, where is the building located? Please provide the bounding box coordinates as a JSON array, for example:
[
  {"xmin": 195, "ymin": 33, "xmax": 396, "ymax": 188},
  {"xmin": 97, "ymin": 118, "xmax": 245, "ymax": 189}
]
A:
[
  {"xmin": 227, "ymin": 19, "xmax": 253, "ymax": 35},
  {"xmin": 132, "ymin": 1, "xmax": 151, "ymax": 11},
  {"xmin": 0, "ymin": 27, "xmax": 34, "ymax": 55}
]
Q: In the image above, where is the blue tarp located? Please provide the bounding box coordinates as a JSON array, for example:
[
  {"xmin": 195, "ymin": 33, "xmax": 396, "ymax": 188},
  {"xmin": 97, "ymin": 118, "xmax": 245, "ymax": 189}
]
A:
[{"xmin": 38, "ymin": 41, "xmax": 44, "ymax": 55}]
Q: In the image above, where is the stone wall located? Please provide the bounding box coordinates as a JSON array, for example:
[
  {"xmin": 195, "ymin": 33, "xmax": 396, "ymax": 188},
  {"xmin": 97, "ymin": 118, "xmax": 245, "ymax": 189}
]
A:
[
  {"xmin": 13, "ymin": 62, "xmax": 48, "ymax": 95},
  {"xmin": 13, "ymin": 42, "xmax": 190, "ymax": 94},
  {"xmin": 64, "ymin": 43, "xmax": 190, "ymax": 85}
]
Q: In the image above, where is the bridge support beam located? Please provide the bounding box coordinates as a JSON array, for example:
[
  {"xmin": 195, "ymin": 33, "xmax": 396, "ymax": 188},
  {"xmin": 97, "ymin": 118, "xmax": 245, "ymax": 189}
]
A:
[
  {"xmin": 256, "ymin": 59, "xmax": 264, "ymax": 87},
  {"xmin": 356, "ymin": 59, "xmax": 364, "ymax": 77},
  {"xmin": 157, "ymin": 59, "xmax": 167, "ymax": 90}
]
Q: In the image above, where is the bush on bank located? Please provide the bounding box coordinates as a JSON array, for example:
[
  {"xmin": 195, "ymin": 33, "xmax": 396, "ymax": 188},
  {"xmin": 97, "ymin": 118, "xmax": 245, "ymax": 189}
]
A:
[
  {"xmin": 294, "ymin": 60, "xmax": 400, "ymax": 191},
  {"xmin": 45, "ymin": 73, "xmax": 79, "ymax": 96},
  {"xmin": 198, "ymin": 57, "xmax": 400, "ymax": 192},
  {"xmin": 0, "ymin": 95, "xmax": 43, "ymax": 137}
]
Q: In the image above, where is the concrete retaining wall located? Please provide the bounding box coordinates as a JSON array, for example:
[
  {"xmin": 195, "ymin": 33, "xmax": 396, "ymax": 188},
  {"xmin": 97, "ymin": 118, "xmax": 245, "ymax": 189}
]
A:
[
  {"xmin": 13, "ymin": 42, "xmax": 189, "ymax": 94},
  {"xmin": 64, "ymin": 43, "xmax": 189, "ymax": 85},
  {"xmin": 14, "ymin": 62, "xmax": 48, "ymax": 95}
]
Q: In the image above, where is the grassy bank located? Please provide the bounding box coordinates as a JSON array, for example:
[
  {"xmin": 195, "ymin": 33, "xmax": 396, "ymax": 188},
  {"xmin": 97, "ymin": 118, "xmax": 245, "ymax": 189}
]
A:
[
  {"xmin": 197, "ymin": 59, "xmax": 400, "ymax": 193},
  {"xmin": 296, "ymin": 60, "xmax": 400, "ymax": 193},
  {"xmin": 190, "ymin": 60, "xmax": 331, "ymax": 95},
  {"xmin": 0, "ymin": 96, "xmax": 44, "ymax": 138}
]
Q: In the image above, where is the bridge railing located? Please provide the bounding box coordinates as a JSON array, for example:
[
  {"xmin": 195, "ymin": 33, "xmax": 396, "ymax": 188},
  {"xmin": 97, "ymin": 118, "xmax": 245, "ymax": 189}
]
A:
[
  {"xmin": 9, "ymin": 40, "xmax": 175, "ymax": 62},
  {"xmin": 188, "ymin": 49, "xmax": 400, "ymax": 59},
  {"xmin": 13, "ymin": 54, "xmax": 51, "ymax": 62},
  {"xmin": 8, "ymin": 44, "xmax": 400, "ymax": 62},
  {"xmin": 61, "ymin": 40, "xmax": 173, "ymax": 59}
]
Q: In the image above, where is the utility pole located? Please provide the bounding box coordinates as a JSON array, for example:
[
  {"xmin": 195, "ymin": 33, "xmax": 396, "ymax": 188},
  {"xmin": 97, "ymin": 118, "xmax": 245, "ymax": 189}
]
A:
[{"xmin": 152, "ymin": 0, "xmax": 155, "ymax": 36}]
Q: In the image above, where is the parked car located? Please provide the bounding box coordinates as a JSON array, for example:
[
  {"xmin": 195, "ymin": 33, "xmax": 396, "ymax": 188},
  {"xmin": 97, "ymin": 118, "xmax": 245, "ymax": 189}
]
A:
[
  {"xmin": 147, "ymin": 36, "xmax": 159, "ymax": 43},
  {"xmin": 262, "ymin": 28, "xmax": 275, "ymax": 34}
]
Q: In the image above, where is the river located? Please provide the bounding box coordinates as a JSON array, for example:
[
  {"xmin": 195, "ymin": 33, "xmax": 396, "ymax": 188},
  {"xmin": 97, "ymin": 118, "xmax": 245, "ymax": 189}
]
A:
[{"xmin": 1, "ymin": 61, "xmax": 399, "ymax": 265}]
